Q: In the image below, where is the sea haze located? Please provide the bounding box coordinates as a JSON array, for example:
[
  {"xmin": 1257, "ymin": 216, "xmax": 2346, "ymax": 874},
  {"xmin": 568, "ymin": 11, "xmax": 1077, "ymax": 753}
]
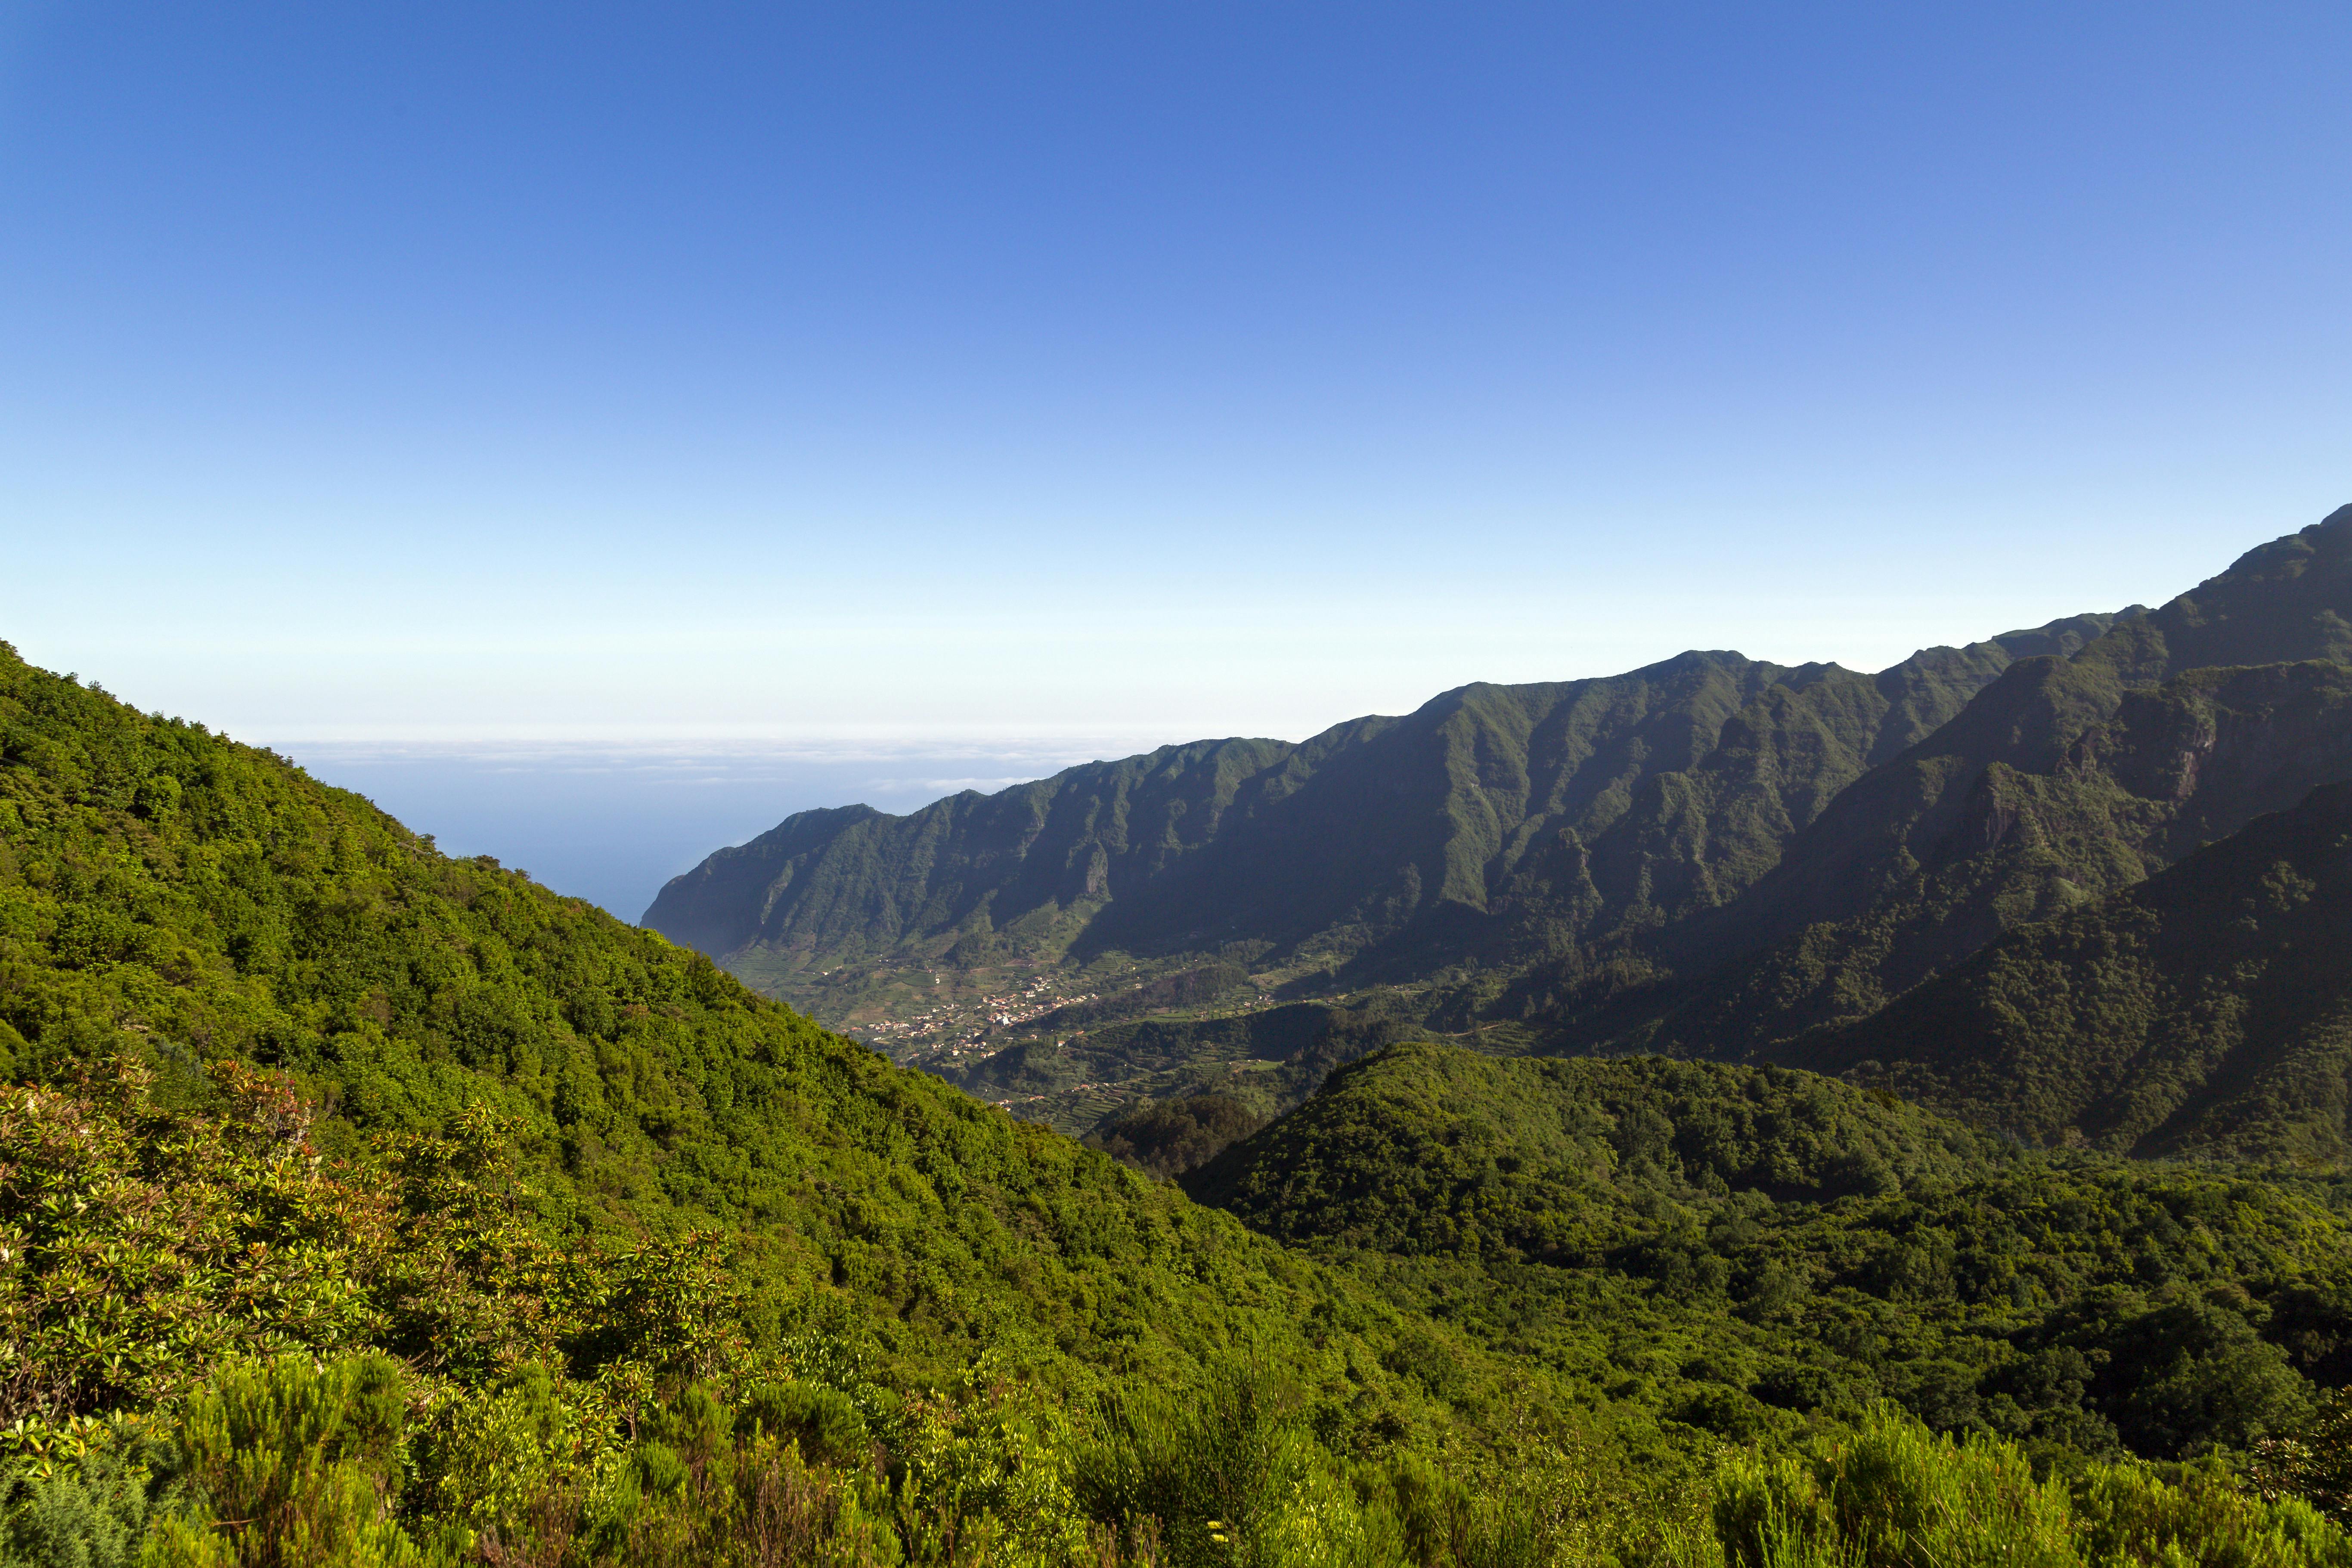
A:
[{"xmin": 278, "ymin": 738, "xmax": 1165, "ymax": 922}]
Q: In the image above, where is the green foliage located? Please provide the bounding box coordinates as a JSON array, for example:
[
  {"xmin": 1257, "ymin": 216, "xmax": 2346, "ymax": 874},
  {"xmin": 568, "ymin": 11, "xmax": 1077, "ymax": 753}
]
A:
[
  {"xmin": 1709, "ymin": 1409, "xmax": 2078, "ymax": 1568},
  {"xmin": 1658, "ymin": 653, "xmax": 2352, "ymax": 1079},
  {"xmin": 1527, "ymin": 513, "xmax": 2352, "ymax": 1166},
  {"xmin": 1072, "ymin": 1358, "xmax": 1664, "ymax": 1568},
  {"xmin": 0, "ymin": 1058, "xmax": 393, "ymax": 1440},
  {"xmin": 1196, "ymin": 1041, "xmax": 2352, "ymax": 1469},
  {"xmin": 1083, "ymin": 1094, "xmax": 1264, "ymax": 1181},
  {"xmin": 143, "ymin": 1353, "xmax": 433, "ymax": 1568},
  {"xmin": 1701, "ymin": 1404, "xmax": 2352, "ymax": 1568},
  {"xmin": 1804, "ymin": 778, "xmax": 2352, "ymax": 1162},
  {"xmin": 0, "ymin": 640, "xmax": 1475, "ymax": 1411},
  {"xmin": 1188, "ymin": 1045, "xmax": 1996, "ymax": 1259},
  {"xmin": 2255, "ymin": 1393, "xmax": 2352, "ymax": 1531},
  {"xmin": 0, "ymin": 1435, "xmax": 160, "ymax": 1568},
  {"xmin": 1077, "ymin": 1360, "xmax": 1339, "ymax": 1565},
  {"xmin": 738, "ymin": 1382, "xmax": 869, "ymax": 1472},
  {"xmin": 0, "ymin": 638, "xmax": 1697, "ymax": 1559}
]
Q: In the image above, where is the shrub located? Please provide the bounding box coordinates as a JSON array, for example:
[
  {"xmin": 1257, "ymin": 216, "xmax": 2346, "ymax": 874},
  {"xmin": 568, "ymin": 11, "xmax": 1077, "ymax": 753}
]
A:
[
  {"xmin": 141, "ymin": 1353, "xmax": 437, "ymax": 1568},
  {"xmin": 0, "ymin": 1431, "xmax": 162, "ymax": 1568},
  {"xmin": 1703, "ymin": 1405, "xmax": 2352, "ymax": 1568}
]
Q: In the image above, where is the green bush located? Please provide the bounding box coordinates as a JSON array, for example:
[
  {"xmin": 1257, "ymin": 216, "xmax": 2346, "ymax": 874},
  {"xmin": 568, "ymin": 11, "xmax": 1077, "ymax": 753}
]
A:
[
  {"xmin": 140, "ymin": 1354, "xmax": 435, "ymax": 1568},
  {"xmin": 1701, "ymin": 1405, "xmax": 2352, "ymax": 1568},
  {"xmin": 0, "ymin": 1433, "xmax": 163, "ymax": 1568},
  {"xmin": 2074, "ymin": 1458, "xmax": 2352, "ymax": 1568},
  {"xmin": 739, "ymin": 1383, "xmax": 870, "ymax": 1472}
]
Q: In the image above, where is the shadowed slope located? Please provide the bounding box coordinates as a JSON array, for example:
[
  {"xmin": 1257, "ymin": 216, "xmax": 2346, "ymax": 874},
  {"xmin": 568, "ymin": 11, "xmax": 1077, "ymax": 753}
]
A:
[
  {"xmin": 1558, "ymin": 657, "xmax": 2352, "ymax": 1058},
  {"xmin": 1680, "ymin": 506, "xmax": 2352, "ymax": 966},
  {"xmin": 1794, "ymin": 778, "xmax": 2352, "ymax": 1162},
  {"xmin": 1521, "ymin": 507, "xmax": 2352, "ymax": 1057}
]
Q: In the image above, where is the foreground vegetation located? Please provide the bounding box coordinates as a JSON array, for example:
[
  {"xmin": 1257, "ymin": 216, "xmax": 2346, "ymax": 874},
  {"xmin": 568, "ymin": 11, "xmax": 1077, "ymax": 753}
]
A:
[{"xmin": 1191, "ymin": 1044, "xmax": 2352, "ymax": 1469}]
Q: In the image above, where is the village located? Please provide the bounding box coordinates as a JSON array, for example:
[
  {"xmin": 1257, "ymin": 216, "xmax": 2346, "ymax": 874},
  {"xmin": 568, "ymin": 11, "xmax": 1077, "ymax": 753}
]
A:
[{"xmin": 840, "ymin": 967, "xmax": 1098, "ymax": 1062}]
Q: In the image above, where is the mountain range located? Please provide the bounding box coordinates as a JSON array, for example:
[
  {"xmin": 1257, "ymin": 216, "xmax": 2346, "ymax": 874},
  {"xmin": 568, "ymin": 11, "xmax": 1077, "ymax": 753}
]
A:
[
  {"xmin": 650, "ymin": 505, "xmax": 2352, "ymax": 1161},
  {"xmin": 645, "ymin": 614, "xmax": 2131, "ymax": 991}
]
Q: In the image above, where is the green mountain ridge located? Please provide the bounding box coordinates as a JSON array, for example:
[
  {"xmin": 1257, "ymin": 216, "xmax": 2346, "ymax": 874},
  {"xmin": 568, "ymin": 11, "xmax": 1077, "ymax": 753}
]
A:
[
  {"xmin": 648, "ymin": 505, "xmax": 2352, "ymax": 1176},
  {"xmin": 648, "ymin": 617, "xmax": 2132, "ymax": 1035},
  {"xmin": 1660, "ymin": 506, "xmax": 2352, "ymax": 976},
  {"xmin": 1553, "ymin": 654, "xmax": 2352, "ymax": 1064}
]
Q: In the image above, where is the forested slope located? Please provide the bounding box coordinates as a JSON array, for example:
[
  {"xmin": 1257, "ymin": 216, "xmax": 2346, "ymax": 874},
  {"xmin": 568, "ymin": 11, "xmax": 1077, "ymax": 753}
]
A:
[
  {"xmin": 0, "ymin": 647, "xmax": 1370, "ymax": 1392},
  {"xmin": 1686, "ymin": 506, "xmax": 2352, "ymax": 967},
  {"xmin": 1794, "ymin": 779, "xmax": 2352, "ymax": 1161},
  {"xmin": 1193, "ymin": 1041, "xmax": 2352, "ymax": 1466},
  {"xmin": 1517, "ymin": 505, "xmax": 2352, "ymax": 1063},
  {"xmin": 3, "ymin": 639, "xmax": 2349, "ymax": 1563},
  {"xmin": 1554, "ymin": 655, "xmax": 2352, "ymax": 1060},
  {"xmin": 0, "ymin": 640, "xmax": 1660, "ymax": 1561}
]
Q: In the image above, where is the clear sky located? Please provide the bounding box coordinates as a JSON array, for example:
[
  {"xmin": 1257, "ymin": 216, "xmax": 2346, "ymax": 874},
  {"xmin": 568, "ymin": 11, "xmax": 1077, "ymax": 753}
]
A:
[{"xmin": 5, "ymin": 2, "xmax": 2349, "ymax": 753}]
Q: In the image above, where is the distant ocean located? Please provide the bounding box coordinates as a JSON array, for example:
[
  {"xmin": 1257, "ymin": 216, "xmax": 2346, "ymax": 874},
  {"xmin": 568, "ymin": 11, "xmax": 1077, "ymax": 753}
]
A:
[{"xmin": 276, "ymin": 738, "xmax": 1167, "ymax": 923}]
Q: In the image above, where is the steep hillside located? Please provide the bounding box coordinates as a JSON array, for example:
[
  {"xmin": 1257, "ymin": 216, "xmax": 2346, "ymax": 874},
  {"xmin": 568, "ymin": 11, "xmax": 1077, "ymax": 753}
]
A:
[
  {"xmin": 1515, "ymin": 505, "xmax": 2352, "ymax": 1059},
  {"xmin": 639, "ymin": 739, "xmax": 1294, "ymax": 967},
  {"xmin": 2084, "ymin": 502, "xmax": 2352, "ymax": 683},
  {"xmin": 1185, "ymin": 1044, "xmax": 2001, "ymax": 1254},
  {"xmin": 1791, "ymin": 779, "xmax": 2352, "ymax": 1162},
  {"xmin": 1553, "ymin": 655, "xmax": 2352, "ymax": 1057},
  {"xmin": 641, "ymin": 504, "xmax": 2352, "ymax": 1182},
  {"xmin": 1672, "ymin": 506, "xmax": 2352, "ymax": 968},
  {"xmin": 651, "ymin": 616, "xmax": 2126, "ymax": 1040},
  {"xmin": 0, "ymin": 639, "xmax": 1570, "ymax": 1447},
  {"xmin": 1192, "ymin": 1041, "xmax": 2352, "ymax": 1464}
]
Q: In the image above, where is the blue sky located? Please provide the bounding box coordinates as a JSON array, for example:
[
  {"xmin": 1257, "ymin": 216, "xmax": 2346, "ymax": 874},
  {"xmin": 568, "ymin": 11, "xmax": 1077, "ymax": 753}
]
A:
[{"xmin": 3, "ymin": 4, "xmax": 2349, "ymax": 908}]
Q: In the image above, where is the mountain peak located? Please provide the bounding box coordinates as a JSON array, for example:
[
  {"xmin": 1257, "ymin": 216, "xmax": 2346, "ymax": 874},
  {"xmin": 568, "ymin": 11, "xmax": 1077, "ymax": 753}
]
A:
[{"xmin": 2074, "ymin": 505, "xmax": 2352, "ymax": 687}]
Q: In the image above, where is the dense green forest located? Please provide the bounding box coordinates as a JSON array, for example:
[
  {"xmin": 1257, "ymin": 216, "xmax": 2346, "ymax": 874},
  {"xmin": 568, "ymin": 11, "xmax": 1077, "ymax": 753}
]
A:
[
  {"xmin": 1794, "ymin": 778, "xmax": 2352, "ymax": 1162},
  {"xmin": 1190, "ymin": 1043, "xmax": 2352, "ymax": 1464},
  {"xmin": 6, "ymin": 638, "xmax": 2352, "ymax": 1562},
  {"xmin": 1560, "ymin": 606, "xmax": 2352, "ymax": 1071},
  {"xmin": 1504, "ymin": 508, "xmax": 2352, "ymax": 1075},
  {"xmin": 0, "ymin": 641, "xmax": 1660, "ymax": 1563}
]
